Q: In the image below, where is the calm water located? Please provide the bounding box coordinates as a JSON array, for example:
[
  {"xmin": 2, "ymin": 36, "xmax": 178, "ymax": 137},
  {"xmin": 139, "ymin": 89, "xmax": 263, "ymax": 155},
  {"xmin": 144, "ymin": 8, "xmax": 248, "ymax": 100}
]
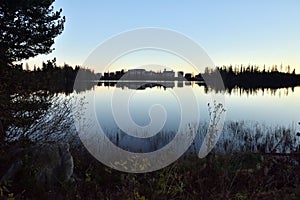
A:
[
  {"xmin": 72, "ymin": 81, "xmax": 300, "ymax": 154},
  {"xmin": 93, "ymin": 81, "xmax": 300, "ymax": 127}
]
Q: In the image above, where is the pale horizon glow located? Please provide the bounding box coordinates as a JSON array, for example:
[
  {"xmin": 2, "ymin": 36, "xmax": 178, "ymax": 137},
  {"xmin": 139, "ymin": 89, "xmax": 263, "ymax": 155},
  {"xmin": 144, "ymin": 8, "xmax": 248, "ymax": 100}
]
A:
[{"xmin": 22, "ymin": 0, "xmax": 300, "ymax": 73}]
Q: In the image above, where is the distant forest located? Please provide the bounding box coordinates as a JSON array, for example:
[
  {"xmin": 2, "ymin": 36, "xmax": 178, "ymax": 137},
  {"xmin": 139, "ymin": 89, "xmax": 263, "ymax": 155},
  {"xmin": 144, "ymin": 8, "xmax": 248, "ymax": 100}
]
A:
[
  {"xmin": 0, "ymin": 59, "xmax": 97, "ymax": 94},
  {"xmin": 215, "ymin": 65, "xmax": 300, "ymax": 90}
]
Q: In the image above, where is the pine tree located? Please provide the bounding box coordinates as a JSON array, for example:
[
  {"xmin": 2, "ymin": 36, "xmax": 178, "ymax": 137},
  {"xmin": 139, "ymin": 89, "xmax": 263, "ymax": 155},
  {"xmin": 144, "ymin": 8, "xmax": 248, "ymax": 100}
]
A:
[{"xmin": 0, "ymin": 0, "xmax": 65, "ymax": 66}]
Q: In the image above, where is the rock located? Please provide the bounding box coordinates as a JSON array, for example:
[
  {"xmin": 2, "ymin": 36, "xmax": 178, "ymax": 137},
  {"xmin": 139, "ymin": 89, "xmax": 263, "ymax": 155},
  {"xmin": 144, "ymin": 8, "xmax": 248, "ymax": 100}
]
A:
[
  {"xmin": 28, "ymin": 143, "xmax": 74, "ymax": 188},
  {"xmin": 0, "ymin": 143, "xmax": 74, "ymax": 190}
]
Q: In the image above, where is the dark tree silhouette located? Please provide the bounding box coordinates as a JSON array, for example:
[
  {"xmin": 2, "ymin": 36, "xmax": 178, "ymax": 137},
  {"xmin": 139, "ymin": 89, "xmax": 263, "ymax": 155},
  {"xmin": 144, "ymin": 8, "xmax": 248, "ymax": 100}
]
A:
[{"xmin": 0, "ymin": 0, "xmax": 65, "ymax": 65}]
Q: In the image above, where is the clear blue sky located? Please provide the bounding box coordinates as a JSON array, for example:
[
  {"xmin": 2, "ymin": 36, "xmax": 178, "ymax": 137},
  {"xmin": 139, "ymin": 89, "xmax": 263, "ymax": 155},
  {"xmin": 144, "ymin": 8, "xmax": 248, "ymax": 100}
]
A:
[{"xmin": 25, "ymin": 0, "xmax": 300, "ymax": 72}]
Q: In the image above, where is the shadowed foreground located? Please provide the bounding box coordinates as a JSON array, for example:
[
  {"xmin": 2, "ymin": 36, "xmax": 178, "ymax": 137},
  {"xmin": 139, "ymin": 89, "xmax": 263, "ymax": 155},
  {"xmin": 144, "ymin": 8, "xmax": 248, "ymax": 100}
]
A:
[{"xmin": 1, "ymin": 142, "xmax": 300, "ymax": 199}]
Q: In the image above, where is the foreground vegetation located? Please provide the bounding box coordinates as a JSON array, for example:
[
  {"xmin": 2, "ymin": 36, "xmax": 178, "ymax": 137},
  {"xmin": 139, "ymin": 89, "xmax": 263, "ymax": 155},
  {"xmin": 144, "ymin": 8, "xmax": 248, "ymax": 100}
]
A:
[
  {"xmin": 70, "ymin": 148, "xmax": 300, "ymax": 200},
  {"xmin": 1, "ymin": 142, "xmax": 300, "ymax": 199}
]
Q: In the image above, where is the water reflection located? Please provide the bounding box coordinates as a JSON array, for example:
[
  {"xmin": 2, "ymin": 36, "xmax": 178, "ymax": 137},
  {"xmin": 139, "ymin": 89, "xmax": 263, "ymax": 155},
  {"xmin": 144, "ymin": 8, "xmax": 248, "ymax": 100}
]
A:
[
  {"xmin": 93, "ymin": 81, "xmax": 300, "ymax": 126},
  {"xmin": 99, "ymin": 121, "xmax": 300, "ymax": 154},
  {"xmin": 2, "ymin": 79, "xmax": 299, "ymax": 155},
  {"xmin": 97, "ymin": 80, "xmax": 206, "ymax": 90},
  {"xmin": 1, "ymin": 91, "xmax": 74, "ymax": 143},
  {"xmin": 86, "ymin": 81, "xmax": 300, "ymax": 154},
  {"xmin": 97, "ymin": 80, "xmax": 294, "ymax": 97},
  {"xmin": 204, "ymin": 86, "xmax": 295, "ymax": 97}
]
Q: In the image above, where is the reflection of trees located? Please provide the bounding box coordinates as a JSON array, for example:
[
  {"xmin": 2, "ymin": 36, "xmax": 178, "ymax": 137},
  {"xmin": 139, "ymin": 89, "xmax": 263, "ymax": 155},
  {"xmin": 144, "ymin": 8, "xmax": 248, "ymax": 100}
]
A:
[
  {"xmin": 202, "ymin": 85, "xmax": 294, "ymax": 97},
  {"xmin": 1, "ymin": 91, "xmax": 51, "ymax": 135},
  {"xmin": 0, "ymin": 89, "xmax": 74, "ymax": 145}
]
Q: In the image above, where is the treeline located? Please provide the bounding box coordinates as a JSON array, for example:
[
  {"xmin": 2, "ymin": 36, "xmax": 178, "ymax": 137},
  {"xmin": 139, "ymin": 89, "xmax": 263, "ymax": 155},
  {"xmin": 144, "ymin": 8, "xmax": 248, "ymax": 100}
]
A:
[
  {"xmin": 1, "ymin": 59, "xmax": 97, "ymax": 94},
  {"xmin": 204, "ymin": 65, "xmax": 300, "ymax": 92}
]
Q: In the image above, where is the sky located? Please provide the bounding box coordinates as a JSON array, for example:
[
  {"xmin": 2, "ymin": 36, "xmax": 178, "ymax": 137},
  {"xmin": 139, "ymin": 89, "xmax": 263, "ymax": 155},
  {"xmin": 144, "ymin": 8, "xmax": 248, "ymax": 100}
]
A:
[{"xmin": 24, "ymin": 0, "xmax": 300, "ymax": 73}]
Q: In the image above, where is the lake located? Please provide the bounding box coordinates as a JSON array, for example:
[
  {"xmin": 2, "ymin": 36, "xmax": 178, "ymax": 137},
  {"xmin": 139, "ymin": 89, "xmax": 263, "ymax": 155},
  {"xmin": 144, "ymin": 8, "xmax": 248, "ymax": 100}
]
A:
[{"xmin": 72, "ymin": 81, "xmax": 300, "ymax": 154}]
